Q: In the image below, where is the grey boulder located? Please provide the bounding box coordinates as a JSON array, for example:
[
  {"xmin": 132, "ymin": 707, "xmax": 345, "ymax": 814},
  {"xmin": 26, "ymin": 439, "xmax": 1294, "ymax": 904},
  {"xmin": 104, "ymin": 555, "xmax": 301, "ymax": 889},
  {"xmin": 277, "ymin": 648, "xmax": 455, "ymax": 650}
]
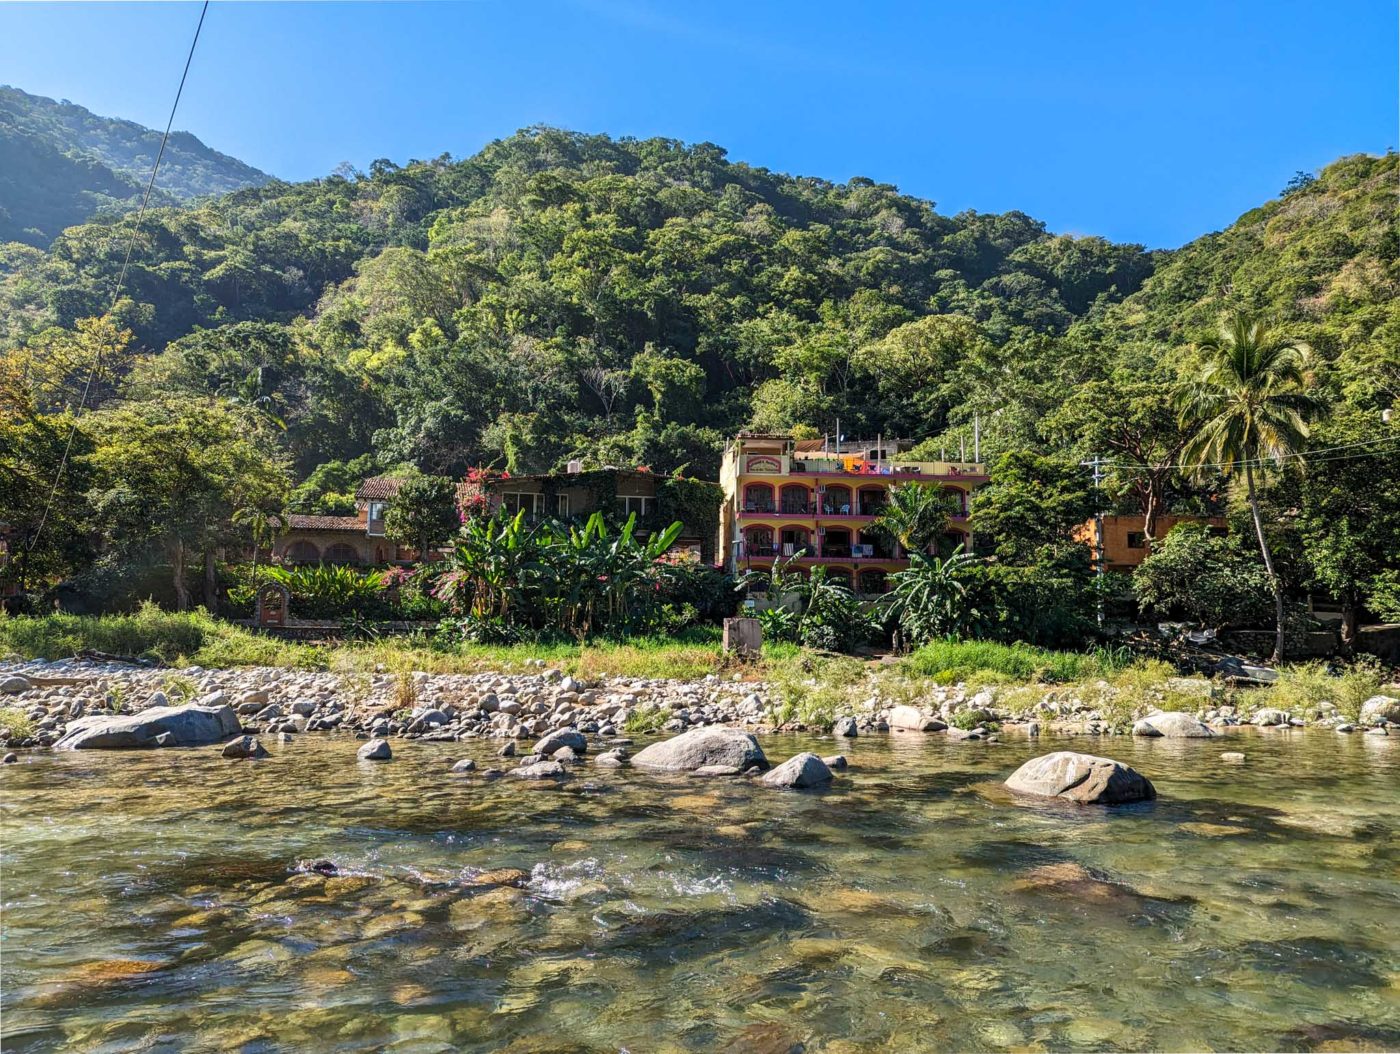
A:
[
  {"xmin": 888, "ymin": 705, "xmax": 947, "ymax": 732},
  {"xmin": 1005, "ymin": 751, "xmax": 1155, "ymax": 805},
  {"xmin": 535, "ymin": 729, "xmax": 588, "ymax": 756},
  {"xmin": 1251, "ymin": 708, "xmax": 1290, "ymax": 727},
  {"xmin": 357, "ymin": 738, "xmax": 392, "ymax": 761},
  {"xmin": 833, "ymin": 716, "xmax": 859, "ymax": 738},
  {"xmin": 631, "ymin": 726, "xmax": 768, "ymax": 773},
  {"xmin": 1133, "ymin": 712, "xmax": 1215, "ymax": 738},
  {"xmin": 55, "ymin": 704, "xmax": 241, "ymax": 750},
  {"xmin": 451, "ymin": 758, "xmax": 477, "ymax": 772},
  {"xmin": 1360, "ymin": 695, "xmax": 1400, "ymax": 725},
  {"xmin": 760, "ymin": 752, "xmax": 834, "ymax": 788},
  {"xmin": 1, "ymin": 675, "xmax": 33, "ymax": 695},
  {"xmin": 221, "ymin": 735, "xmax": 269, "ymax": 760}
]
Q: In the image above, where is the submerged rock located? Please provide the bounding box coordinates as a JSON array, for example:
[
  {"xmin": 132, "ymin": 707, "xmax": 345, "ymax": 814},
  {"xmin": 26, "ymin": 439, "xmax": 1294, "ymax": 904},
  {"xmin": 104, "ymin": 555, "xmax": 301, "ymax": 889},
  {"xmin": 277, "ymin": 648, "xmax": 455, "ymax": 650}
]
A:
[
  {"xmin": 631, "ymin": 726, "xmax": 768, "ymax": 773},
  {"xmin": 221, "ymin": 735, "xmax": 269, "ymax": 760},
  {"xmin": 1219, "ymin": 751, "xmax": 1246, "ymax": 762},
  {"xmin": 55, "ymin": 703, "xmax": 240, "ymax": 750},
  {"xmin": 1004, "ymin": 751, "xmax": 1155, "ymax": 805},
  {"xmin": 451, "ymin": 758, "xmax": 477, "ymax": 773},
  {"xmin": 357, "ymin": 738, "xmax": 392, "ymax": 761},
  {"xmin": 761, "ymin": 752, "xmax": 834, "ymax": 789},
  {"xmin": 1133, "ymin": 711, "xmax": 1215, "ymax": 738},
  {"xmin": 510, "ymin": 760, "xmax": 568, "ymax": 780},
  {"xmin": 2, "ymin": 752, "xmax": 16, "ymax": 763}
]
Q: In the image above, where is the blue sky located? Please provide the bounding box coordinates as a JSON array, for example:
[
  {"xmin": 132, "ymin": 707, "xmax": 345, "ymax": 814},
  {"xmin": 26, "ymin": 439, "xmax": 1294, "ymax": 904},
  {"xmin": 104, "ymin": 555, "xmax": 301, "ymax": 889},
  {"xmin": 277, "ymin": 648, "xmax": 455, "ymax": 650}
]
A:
[{"xmin": 2, "ymin": 0, "xmax": 1395, "ymax": 247}]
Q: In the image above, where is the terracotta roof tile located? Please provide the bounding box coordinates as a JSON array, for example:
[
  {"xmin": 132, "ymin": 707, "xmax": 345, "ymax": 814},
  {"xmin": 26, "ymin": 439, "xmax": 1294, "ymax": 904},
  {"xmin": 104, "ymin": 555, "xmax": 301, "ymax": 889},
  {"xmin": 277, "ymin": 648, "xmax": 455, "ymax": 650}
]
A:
[
  {"xmin": 355, "ymin": 476, "xmax": 405, "ymax": 500},
  {"xmin": 285, "ymin": 514, "xmax": 363, "ymax": 532}
]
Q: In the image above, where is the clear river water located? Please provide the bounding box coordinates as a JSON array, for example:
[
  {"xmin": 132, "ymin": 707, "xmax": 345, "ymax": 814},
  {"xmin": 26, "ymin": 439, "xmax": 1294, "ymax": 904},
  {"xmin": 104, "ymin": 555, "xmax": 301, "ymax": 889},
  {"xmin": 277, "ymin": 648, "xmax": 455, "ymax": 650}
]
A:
[{"xmin": 2, "ymin": 728, "xmax": 1397, "ymax": 1052}]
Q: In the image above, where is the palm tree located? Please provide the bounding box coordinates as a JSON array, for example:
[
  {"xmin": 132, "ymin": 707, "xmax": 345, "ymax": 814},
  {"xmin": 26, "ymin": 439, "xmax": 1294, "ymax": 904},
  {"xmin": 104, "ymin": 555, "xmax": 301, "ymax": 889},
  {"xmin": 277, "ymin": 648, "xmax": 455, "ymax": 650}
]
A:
[
  {"xmin": 874, "ymin": 483, "xmax": 960, "ymax": 557},
  {"xmin": 1174, "ymin": 313, "xmax": 1322, "ymax": 662}
]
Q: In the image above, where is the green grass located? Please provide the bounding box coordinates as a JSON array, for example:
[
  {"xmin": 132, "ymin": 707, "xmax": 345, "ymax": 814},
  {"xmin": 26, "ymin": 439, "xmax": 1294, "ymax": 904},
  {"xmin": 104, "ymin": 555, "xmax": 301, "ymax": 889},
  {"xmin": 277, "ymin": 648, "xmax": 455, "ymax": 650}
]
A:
[
  {"xmin": 902, "ymin": 638, "xmax": 1134, "ymax": 685},
  {"xmin": 1266, "ymin": 660, "xmax": 1385, "ymax": 722},
  {"xmin": 0, "ymin": 708, "xmax": 36, "ymax": 743}
]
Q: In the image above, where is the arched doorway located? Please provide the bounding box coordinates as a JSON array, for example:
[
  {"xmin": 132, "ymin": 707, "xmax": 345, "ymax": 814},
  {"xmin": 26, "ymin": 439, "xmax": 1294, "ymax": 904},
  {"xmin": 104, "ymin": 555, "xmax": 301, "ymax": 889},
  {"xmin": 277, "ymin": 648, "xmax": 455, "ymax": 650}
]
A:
[
  {"xmin": 324, "ymin": 543, "xmax": 361, "ymax": 566},
  {"xmin": 743, "ymin": 483, "xmax": 775, "ymax": 513},
  {"xmin": 285, "ymin": 540, "xmax": 319, "ymax": 563}
]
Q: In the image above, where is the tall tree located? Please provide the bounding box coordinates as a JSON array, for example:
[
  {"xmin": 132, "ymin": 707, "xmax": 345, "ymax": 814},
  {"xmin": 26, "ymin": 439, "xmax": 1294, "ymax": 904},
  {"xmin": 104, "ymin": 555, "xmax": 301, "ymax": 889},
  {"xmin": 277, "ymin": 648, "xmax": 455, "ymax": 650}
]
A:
[
  {"xmin": 85, "ymin": 399, "xmax": 289, "ymax": 610},
  {"xmin": 383, "ymin": 475, "xmax": 460, "ymax": 563},
  {"xmin": 1174, "ymin": 313, "xmax": 1322, "ymax": 662}
]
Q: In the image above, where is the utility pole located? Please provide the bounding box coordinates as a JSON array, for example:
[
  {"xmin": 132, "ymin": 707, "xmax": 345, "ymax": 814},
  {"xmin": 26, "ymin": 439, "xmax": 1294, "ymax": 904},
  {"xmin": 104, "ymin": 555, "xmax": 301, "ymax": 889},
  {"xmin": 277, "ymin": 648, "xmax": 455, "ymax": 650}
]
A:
[{"xmin": 1081, "ymin": 455, "xmax": 1106, "ymax": 629}]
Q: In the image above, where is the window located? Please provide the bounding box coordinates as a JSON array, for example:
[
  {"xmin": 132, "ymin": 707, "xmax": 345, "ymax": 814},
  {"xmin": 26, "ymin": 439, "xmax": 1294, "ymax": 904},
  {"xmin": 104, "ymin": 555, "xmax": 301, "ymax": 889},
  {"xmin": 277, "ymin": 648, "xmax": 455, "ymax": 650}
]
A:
[
  {"xmin": 556, "ymin": 494, "xmax": 570, "ymax": 517},
  {"xmin": 1126, "ymin": 532, "xmax": 1147, "ymax": 549},
  {"xmin": 501, "ymin": 492, "xmax": 543, "ymax": 518},
  {"xmin": 367, "ymin": 501, "xmax": 387, "ymax": 536},
  {"xmin": 615, "ymin": 495, "xmax": 650, "ymax": 517}
]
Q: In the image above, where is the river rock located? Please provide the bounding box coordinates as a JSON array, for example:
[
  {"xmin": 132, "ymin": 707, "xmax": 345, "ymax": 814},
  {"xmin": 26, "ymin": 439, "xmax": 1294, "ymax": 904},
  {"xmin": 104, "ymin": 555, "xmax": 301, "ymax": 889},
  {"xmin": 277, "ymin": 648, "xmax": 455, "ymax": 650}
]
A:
[
  {"xmin": 510, "ymin": 760, "xmax": 568, "ymax": 780},
  {"xmin": 535, "ymin": 729, "xmax": 588, "ymax": 756},
  {"xmin": 631, "ymin": 726, "xmax": 768, "ymax": 773},
  {"xmin": 760, "ymin": 752, "xmax": 833, "ymax": 789},
  {"xmin": 451, "ymin": 758, "xmax": 477, "ymax": 772},
  {"xmin": 822, "ymin": 754, "xmax": 848, "ymax": 770},
  {"xmin": 1360, "ymin": 695, "xmax": 1400, "ymax": 725},
  {"xmin": 1004, "ymin": 751, "xmax": 1156, "ymax": 805},
  {"xmin": 0, "ymin": 675, "xmax": 32, "ymax": 695},
  {"xmin": 888, "ymin": 705, "xmax": 946, "ymax": 732},
  {"xmin": 55, "ymin": 703, "xmax": 241, "ymax": 750},
  {"xmin": 1220, "ymin": 751, "xmax": 1246, "ymax": 762},
  {"xmin": 221, "ymin": 735, "xmax": 269, "ymax": 760},
  {"xmin": 833, "ymin": 716, "xmax": 859, "ymax": 738},
  {"xmin": 1133, "ymin": 712, "xmax": 1216, "ymax": 738},
  {"xmin": 497, "ymin": 741, "xmax": 517, "ymax": 758},
  {"xmin": 594, "ymin": 751, "xmax": 626, "ymax": 768},
  {"xmin": 357, "ymin": 738, "xmax": 392, "ymax": 761},
  {"xmin": 2, "ymin": 752, "xmax": 17, "ymax": 763},
  {"xmin": 1252, "ymin": 708, "xmax": 1290, "ymax": 727}
]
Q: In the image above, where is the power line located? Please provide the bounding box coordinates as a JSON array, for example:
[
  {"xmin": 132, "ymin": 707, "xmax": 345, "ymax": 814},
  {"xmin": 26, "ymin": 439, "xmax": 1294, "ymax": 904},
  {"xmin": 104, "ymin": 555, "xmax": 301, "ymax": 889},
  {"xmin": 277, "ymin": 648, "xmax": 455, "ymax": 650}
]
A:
[
  {"xmin": 22, "ymin": 0, "xmax": 211, "ymax": 558},
  {"xmin": 1099, "ymin": 434, "xmax": 1400, "ymax": 475}
]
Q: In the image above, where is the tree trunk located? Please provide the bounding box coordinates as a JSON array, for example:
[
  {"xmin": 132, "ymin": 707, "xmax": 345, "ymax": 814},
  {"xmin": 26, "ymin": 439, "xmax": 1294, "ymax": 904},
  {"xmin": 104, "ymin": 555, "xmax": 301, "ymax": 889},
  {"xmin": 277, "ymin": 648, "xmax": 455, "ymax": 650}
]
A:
[
  {"xmin": 1245, "ymin": 463, "xmax": 1286, "ymax": 663},
  {"xmin": 203, "ymin": 549, "xmax": 218, "ymax": 613},
  {"xmin": 1142, "ymin": 482, "xmax": 1160, "ymax": 544},
  {"xmin": 171, "ymin": 541, "xmax": 191, "ymax": 612},
  {"xmin": 1340, "ymin": 591, "xmax": 1358, "ymax": 658}
]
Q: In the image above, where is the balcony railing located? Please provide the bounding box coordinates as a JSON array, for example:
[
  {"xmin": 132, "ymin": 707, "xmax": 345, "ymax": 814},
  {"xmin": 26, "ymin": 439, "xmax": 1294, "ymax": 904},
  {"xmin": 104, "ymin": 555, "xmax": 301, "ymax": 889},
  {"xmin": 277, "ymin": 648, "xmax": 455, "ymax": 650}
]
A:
[
  {"xmin": 742, "ymin": 502, "xmax": 776, "ymax": 514},
  {"xmin": 779, "ymin": 501, "xmax": 812, "ymax": 515}
]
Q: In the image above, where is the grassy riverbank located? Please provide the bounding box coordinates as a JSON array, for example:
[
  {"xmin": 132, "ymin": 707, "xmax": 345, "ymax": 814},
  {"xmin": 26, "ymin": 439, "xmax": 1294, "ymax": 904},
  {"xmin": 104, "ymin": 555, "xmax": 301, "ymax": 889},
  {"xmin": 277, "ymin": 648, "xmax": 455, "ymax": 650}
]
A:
[{"xmin": 3, "ymin": 607, "xmax": 1392, "ymax": 728}]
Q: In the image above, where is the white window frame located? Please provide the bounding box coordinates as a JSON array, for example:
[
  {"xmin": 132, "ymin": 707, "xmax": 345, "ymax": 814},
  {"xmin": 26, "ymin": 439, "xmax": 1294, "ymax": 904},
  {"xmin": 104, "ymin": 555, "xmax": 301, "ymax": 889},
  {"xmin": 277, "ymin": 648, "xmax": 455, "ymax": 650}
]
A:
[
  {"xmin": 615, "ymin": 495, "xmax": 651, "ymax": 517},
  {"xmin": 501, "ymin": 492, "xmax": 544, "ymax": 518},
  {"xmin": 556, "ymin": 494, "xmax": 570, "ymax": 517}
]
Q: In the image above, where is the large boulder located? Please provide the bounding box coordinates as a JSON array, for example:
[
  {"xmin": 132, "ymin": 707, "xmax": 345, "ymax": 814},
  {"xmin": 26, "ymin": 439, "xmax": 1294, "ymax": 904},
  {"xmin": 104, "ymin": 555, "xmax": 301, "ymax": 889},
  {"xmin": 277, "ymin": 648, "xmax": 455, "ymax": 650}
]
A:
[
  {"xmin": 1251, "ymin": 708, "xmax": 1290, "ymax": 727},
  {"xmin": 1132, "ymin": 711, "xmax": 1215, "ymax": 738},
  {"xmin": 357, "ymin": 738, "xmax": 392, "ymax": 761},
  {"xmin": 631, "ymin": 726, "xmax": 768, "ymax": 773},
  {"xmin": 1004, "ymin": 751, "xmax": 1156, "ymax": 805},
  {"xmin": 833, "ymin": 716, "xmax": 859, "ymax": 738},
  {"xmin": 1, "ymin": 675, "xmax": 34, "ymax": 695},
  {"xmin": 888, "ymin": 705, "xmax": 947, "ymax": 732},
  {"xmin": 1359, "ymin": 695, "xmax": 1400, "ymax": 725},
  {"xmin": 55, "ymin": 704, "xmax": 240, "ymax": 750},
  {"xmin": 535, "ymin": 729, "xmax": 588, "ymax": 756},
  {"xmin": 760, "ymin": 752, "xmax": 834, "ymax": 789}
]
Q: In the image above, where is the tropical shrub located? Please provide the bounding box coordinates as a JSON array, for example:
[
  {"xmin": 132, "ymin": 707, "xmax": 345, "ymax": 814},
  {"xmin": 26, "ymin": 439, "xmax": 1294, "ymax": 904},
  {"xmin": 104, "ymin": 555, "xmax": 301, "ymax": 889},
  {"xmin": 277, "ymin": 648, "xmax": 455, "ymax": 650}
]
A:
[
  {"xmin": 260, "ymin": 564, "xmax": 393, "ymax": 619},
  {"xmin": 1132, "ymin": 522, "xmax": 1273, "ymax": 630},
  {"xmin": 883, "ymin": 547, "xmax": 979, "ymax": 648}
]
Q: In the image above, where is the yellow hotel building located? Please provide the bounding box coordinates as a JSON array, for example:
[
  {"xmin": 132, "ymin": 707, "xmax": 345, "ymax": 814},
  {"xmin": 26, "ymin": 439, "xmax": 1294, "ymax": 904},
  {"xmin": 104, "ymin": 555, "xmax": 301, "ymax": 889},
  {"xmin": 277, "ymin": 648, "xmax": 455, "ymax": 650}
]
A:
[{"xmin": 719, "ymin": 433, "xmax": 988, "ymax": 596}]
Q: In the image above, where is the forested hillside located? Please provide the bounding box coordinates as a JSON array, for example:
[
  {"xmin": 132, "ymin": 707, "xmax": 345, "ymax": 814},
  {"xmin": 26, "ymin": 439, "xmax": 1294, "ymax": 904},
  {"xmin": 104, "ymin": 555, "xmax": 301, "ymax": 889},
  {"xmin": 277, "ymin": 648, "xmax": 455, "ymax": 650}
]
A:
[
  {"xmin": 0, "ymin": 86, "xmax": 270, "ymax": 247},
  {"xmin": 3, "ymin": 127, "xmax": 1396, "ymax": 636}
]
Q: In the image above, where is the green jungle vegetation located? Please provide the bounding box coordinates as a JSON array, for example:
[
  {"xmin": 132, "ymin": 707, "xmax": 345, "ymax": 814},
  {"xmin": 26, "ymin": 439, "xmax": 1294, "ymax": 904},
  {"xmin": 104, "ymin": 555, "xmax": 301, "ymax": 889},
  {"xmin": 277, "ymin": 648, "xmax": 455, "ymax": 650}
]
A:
[
  {"xmin": 0, "ymin": 86, "xmax": 271, "ymax": 247},
  {"xmin": 1, "ymin": 113, "xmax": 1396, "ymax": 662}
]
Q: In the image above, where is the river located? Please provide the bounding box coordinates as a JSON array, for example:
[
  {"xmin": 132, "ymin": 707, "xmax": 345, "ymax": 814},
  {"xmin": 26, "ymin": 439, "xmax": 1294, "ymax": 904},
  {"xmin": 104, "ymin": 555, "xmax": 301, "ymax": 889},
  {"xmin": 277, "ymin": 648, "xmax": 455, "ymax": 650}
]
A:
[{"xmin": 2, "ymin": 728, "xmax": 1397, "ymax": 1051}]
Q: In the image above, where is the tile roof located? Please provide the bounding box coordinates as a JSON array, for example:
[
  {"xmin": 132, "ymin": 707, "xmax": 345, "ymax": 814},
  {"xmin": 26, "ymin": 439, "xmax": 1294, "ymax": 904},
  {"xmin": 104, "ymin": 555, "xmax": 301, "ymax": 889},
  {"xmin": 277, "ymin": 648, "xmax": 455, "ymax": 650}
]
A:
[
  {"xmin": 285, "ymin": 514, "xmax": 363, "ymax": 532},
  {"xmin": 355, "ymin": 476, "xmax": 405, "ymax": 500}
]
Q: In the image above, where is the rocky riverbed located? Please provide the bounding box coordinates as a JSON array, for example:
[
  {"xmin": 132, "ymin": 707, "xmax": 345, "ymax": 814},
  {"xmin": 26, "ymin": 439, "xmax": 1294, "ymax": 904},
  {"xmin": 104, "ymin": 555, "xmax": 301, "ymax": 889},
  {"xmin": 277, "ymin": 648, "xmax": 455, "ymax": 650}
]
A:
[{"xmin": 2, "ymin": 657, "xmax": 1396, "ymax": 758}]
